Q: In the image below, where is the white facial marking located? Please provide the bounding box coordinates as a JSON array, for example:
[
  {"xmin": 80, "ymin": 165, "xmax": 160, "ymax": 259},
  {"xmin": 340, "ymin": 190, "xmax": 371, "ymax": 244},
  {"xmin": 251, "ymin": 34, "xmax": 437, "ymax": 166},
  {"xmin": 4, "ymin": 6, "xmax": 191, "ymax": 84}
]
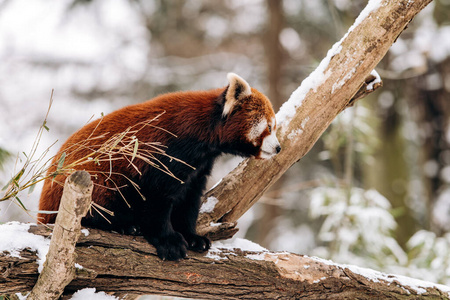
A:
[
  {"xmin": 247, "ymin": 118, "xmax": 267, "ymax": 143},
  {"xmin": 260, "ymin": 117, "xmax": 281, "ymax": 159}
]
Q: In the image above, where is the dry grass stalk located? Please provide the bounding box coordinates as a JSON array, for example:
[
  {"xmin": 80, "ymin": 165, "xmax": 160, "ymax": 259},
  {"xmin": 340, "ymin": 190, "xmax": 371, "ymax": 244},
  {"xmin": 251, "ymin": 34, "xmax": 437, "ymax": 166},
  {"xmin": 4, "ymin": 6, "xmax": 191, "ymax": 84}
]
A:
[{"xmin": 1, "ymin": 92, "xmax": 189, "ymax": 221}]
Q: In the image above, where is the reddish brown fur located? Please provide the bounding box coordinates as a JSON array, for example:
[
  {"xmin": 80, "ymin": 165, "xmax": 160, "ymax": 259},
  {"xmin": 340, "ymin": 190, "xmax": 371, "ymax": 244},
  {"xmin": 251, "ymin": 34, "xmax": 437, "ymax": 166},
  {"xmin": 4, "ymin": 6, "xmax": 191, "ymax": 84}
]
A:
[
  {"xmin": 38, "ymin": 87, "xmax": 275, "ymax": 224},
  {"xmin": 38, "ymin": 73, "xmax": 279, "ymax": 261},
  {"xmin": 39, "ymin": 88, "xmax": 218, "ymax": 223}
]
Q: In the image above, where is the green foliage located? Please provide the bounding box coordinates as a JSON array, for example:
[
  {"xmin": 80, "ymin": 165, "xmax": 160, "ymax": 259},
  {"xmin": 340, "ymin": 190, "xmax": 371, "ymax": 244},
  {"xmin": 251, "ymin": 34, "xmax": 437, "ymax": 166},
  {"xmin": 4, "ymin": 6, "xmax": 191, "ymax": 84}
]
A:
[{"xmin": 0, "ymin": 148, "xmax": 10, "ymax": 171}]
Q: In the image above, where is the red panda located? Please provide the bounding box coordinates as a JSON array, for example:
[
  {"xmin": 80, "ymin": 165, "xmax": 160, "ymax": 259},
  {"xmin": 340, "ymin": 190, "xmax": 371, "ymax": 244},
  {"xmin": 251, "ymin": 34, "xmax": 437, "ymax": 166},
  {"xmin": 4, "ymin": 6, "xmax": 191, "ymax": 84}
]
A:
[{"xmin": 38, "ymin": 73, "xmax": 281, "ymax": 260}]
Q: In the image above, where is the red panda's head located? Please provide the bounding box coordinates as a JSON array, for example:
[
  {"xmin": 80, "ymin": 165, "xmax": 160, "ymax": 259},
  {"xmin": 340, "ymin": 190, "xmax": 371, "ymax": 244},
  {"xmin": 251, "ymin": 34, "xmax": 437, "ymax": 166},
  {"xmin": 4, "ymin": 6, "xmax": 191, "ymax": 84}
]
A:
[{"xmin": 219, "ymin": 73, "xmax": 281, "ymax": 159}]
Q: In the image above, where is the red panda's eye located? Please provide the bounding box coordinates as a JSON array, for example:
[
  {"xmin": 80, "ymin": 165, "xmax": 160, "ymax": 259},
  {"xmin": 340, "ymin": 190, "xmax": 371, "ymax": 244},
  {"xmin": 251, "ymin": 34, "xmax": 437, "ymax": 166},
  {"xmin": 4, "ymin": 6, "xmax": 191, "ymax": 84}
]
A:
[{"xmin": 268, "ymin": 125, "xmax": 272, "ymax": 133}]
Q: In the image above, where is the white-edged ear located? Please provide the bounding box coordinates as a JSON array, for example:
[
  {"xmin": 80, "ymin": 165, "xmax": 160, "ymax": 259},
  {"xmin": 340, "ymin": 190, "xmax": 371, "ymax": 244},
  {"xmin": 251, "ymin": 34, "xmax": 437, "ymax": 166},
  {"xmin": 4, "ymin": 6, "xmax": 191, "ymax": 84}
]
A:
[{"xmin": 223, "ymin": 73, "xmax": 252, "ymax": 117}]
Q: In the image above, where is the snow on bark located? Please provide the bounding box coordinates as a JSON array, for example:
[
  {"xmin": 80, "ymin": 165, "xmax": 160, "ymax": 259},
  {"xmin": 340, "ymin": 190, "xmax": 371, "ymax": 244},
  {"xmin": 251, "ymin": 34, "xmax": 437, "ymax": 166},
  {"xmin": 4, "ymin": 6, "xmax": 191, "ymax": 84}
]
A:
[
  {"xmin": 276, "ymin": 0, "xmax": 382, "ymax": 129},
  {"xmin": 0, "ymin": 221, "xmax": 51, "ymax": 273},
  {"xmin": 2, "ymin": 225, "xmax": 449, "ymax": 299}
]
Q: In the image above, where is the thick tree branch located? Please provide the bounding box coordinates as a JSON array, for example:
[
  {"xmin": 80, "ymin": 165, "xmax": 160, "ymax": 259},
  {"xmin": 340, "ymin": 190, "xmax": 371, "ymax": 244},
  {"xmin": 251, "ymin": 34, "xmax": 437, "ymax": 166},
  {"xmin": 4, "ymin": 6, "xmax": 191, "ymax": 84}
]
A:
[
  {"xmin": 2, "ymin": 225, "xmax": 449, "ymax": 299},
  {"xmin": 197, "ymin": 0, "xmax": 431, "ymax": 238},
  {"xmin": 0, "ymin": 1, "xmax": 439, "ymax": 299},
  {"xmin": 28, "ymin": 171, "xmax": 92, "ymax": 300}
]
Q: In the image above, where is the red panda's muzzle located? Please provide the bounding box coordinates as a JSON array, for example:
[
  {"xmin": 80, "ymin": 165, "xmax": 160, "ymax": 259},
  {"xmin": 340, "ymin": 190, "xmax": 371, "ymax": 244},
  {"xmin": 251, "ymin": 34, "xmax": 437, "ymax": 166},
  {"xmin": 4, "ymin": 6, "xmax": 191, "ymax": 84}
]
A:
[{"xmin": 257, "ymin": 130, "xmax": 281, "ymax": 159}]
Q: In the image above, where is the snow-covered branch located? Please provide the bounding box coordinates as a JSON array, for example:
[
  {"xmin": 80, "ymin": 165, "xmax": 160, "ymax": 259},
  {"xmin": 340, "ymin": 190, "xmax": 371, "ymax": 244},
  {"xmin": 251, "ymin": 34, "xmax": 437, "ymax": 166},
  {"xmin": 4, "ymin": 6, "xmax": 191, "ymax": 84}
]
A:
[
  {"xmin": 197, "ymin": 0, "xmax": 431, "ymax": 239},
  {"xmin": 1, "ymin": 224, "xmax": 449, "ymax": 299},
  {"xmin": 0, "ymin": 0, "xmax": 441, "ymax": 298}
]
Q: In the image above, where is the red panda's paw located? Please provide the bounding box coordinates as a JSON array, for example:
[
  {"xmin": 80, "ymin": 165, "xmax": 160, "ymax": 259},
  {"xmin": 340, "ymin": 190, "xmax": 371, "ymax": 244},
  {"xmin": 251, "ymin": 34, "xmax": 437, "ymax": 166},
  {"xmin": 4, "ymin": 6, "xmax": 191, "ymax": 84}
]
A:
[
  {"xmin": 149, "ymin": 232, "xmax": 189, "ymax": 261},
  {"xmin": 184, "ymin": 233, "xmax": 211, "ymax": 253},
  {"xmin": 119, "ymin": 224, "xmax": 142, "ymax": 236}
]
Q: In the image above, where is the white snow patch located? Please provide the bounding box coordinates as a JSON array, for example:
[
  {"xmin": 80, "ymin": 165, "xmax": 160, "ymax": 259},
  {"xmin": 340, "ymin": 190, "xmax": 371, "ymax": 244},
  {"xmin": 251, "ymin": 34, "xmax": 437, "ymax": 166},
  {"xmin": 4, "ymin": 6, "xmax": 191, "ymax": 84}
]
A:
[
  {"xmin": 70, "ymin": 288, "xmax": 118, "ymax": 300},
  {"xmin": 276, "ymin": 0, "xmax": 381, "ymax": 128},
  {"xmin": 276, "ymin": 57, "xmax": 334, "ymax": 128},
  {"xmin": 205, "ymin": 238, "xmax": 268, "ymax": 261},
  {"xmin": 332, "ymin": 66, "xmax": 358, "ymax": 94},
  {"xmin": 81, "ymin": 229, "xmax": 90, "ymax": 236},
  {"xmin": 287, "ymin": 129, "xmax": 303, "ymax": 140},
  {"xmin": 348, "ymin": 0, "xmax": 382, "ymax": 33},
  {"xmin": 309, "ymin": 256, "xmax": 450, "ymax": 295},
  {"xmin": 286, "ymin": 116, "xmax": 310, "ymax": 140},
  {"xmin": 0, "ymin": 222, "xmax": 51, "ymax": 273},
  {"xmin": 199, "ymin": 196, "xmax": 219, "ymax": 214},
  {"xmin": 367, "ymin": 70, "xmax": 381, "ymax": 90},
  {"xmin": 210, "ymin": 221, "xmax": 221, "ymax": 227},
  {"xmin": 313, "ymin": 276, "xmax": 327, "ymax": 284},
  {"xmin": 245, "ymin": 253, "xmax": 267, "ymax": 261},
  {"xmin": 75, "ymin": 263, "xmax": 83, "ymax": 269},
  {"xmin": 15, "ymin": 293, "xmax": 29, "ymax": 300},
  {"xmin": 301, "ymin": 116, "xmax": 310, "ymax": 129},
  {"xmin": 205, "ymin": 250, "xmax": 227, "ymax": 261},
  {"xmin": 213, "ymin": 238, "xmax": 268, "ymax": 252}
]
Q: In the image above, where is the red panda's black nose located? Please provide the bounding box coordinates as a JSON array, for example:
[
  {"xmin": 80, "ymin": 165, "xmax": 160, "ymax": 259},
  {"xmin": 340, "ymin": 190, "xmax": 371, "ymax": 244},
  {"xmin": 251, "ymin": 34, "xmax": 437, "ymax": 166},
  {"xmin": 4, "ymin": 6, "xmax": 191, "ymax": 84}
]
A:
[{"xmin": 276, "ymin": 145, "xmax": 281, "ymax": 154}]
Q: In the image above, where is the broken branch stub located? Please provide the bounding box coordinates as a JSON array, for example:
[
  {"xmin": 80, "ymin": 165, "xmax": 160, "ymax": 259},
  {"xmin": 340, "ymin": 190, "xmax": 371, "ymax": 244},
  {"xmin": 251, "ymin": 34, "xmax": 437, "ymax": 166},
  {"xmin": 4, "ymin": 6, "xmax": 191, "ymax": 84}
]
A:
[{"xmin": 28, "ymin": 171, "xmax": 93, "ymax": 300}]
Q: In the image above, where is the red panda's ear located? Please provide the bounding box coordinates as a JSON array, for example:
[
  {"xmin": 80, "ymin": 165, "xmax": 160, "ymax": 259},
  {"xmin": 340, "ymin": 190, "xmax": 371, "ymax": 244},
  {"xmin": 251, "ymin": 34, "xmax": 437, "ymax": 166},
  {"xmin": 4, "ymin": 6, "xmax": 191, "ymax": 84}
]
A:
[{"xmin": 223, "ymin": 73, "xmax": 252, "ymax": 117}]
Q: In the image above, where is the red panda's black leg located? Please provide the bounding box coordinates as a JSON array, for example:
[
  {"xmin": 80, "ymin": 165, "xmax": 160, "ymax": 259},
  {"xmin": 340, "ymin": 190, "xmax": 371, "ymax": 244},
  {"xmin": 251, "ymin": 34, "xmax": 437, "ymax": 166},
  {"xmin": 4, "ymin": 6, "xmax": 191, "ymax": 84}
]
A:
[
  {"xmin": 172, "ymin": 201, "xmax": 211, "ymax": 252},
  {"xmin": 148, "ymin": 231, "xmax": 188, "ymax": 261},
  {"xmin": 171, "ymin": 181, "xmax": 211, "ymax": 253},
  {"xmin": 139, "ymin": 199, "xmax": 189, "ymax": 261}
]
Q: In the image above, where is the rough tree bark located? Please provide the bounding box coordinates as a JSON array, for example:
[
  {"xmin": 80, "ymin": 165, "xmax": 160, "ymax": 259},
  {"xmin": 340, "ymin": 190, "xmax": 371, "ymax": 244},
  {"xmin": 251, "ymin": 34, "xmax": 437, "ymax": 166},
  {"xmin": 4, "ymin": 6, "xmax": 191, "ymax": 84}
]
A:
[
  {"xmin": 28, "ymin": 171, "xmax": 92, "ymax": 300},
  {"xmin": 2, "ymin": 225, "xmax": 450, "ymax": 299},
  {"xmin": 0, "ymin": 0, "xmax": 442, "ymax": 299},
  {"xmin": 196, "ymin": 0, "xmax": 433, "ymax": 239}
]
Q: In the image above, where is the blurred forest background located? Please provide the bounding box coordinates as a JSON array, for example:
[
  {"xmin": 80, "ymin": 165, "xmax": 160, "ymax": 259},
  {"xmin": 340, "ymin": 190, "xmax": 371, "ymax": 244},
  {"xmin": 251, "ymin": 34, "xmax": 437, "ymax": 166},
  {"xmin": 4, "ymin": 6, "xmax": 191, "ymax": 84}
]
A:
[{"xmin": 1, "ymin": 0, "xmax": 450, "ymax": 286}]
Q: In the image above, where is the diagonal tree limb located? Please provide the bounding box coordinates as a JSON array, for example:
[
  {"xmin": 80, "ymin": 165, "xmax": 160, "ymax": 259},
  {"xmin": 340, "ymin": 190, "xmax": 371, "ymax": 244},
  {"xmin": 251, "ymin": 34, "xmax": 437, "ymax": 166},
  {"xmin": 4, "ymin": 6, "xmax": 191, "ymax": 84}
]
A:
[
  {"xmin": 197, "ymin": 0, "xmax": 431, "ymax": 239},
  {"xmin": 1, "ymin": 1, "xmax": 439, "ymax": 299}
]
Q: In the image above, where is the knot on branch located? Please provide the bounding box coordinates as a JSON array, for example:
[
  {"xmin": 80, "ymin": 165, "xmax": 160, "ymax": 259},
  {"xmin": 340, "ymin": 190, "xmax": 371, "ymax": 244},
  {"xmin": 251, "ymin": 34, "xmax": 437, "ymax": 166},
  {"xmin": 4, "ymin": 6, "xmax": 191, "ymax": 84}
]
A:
[{"xmin": 348, "ymin": 73, "xmax": 383, "ymax": 107}]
